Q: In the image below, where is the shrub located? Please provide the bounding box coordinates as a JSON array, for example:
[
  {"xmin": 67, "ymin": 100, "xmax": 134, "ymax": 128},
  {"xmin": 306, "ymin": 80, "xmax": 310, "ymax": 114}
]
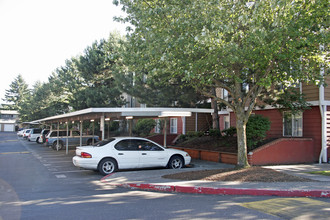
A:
[
  {"xmin": 176, "ymin": 134, "xmax": 188, "ymax": 144},
  {"xmin": 209, "ymin": 129, "xmax": 221, "ymax": 137},
  {"xmin": 222, "ymin": 127, "xmax": 237, "ymax": 137},
  {"xmin": 109, "ymin": 121, "xmax": 119, "ymax": 131},
  {"xmin": 246, "ymin": 114, "xmax": 271, "ymax": 149},
  {"xmin": 186, "ymin": 131, "xmax": 203, "ymax": 137},
  {"xmin": 133, "ymin": 119, "xmax": 156, "ymax": 136}
]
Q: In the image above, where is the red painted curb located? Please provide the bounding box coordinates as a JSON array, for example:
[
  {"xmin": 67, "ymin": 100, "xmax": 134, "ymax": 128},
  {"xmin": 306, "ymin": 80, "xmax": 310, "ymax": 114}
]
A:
[
  {"xmin": 100, "ymin": 172, "xmax": 116, "ymax": 183},
  {"xmin": 174, "ymin": 186, "xmax": 330, "ymax": 198},
  {"xmin": 121, "ymin": 183, "xmax": 176, "ymax": 192},
  {"xmin": 111, "ymin": 182, "xmax": 330, "ymax": 198}
]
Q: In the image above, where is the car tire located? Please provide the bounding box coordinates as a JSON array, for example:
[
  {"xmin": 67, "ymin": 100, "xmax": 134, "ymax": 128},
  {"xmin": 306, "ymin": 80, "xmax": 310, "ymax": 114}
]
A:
[
  {"xmin": 168, "ymin": 156, "xmax": 183, "ymax": 169},
  {"xmin": 98, "ymin": 158, "xmax": 117, "ymax": 175},
  {"xmin": 36, "ymin": 137, "xmax": 41, "ymax": 144},
  {"xmin": 52, "ymin": 141, "xmax": 63, "ymax": 150}
]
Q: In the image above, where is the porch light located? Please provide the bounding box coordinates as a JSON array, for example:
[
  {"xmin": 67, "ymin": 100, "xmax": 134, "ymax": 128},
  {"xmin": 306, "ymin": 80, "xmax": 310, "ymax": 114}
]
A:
[{"xmin": 126, "ymin": 116, "xmax": 133, "ymax": 120}]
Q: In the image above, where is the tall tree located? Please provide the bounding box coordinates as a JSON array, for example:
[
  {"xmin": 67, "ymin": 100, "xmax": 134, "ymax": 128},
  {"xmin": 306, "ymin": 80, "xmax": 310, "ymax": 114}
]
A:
[
  {"xmin": 116, "ymin": 68, "xmax": 209, "ymax": 107},
  {"xmin": 72, "ymin": 33, "xmax": 126, "ymax": 109},
  {"xmin": 3, "ymin": 74, "xmax": 30, "ymax": 111},
  {"xmin": 114, "ymin": 0, "xmax": 329, "ymax": 167},
  {"xmin": 115, "ymin": 27, "xmax": 210, "ymax": 108},
  {"xmin": 25, "ymin": 80, "xmax": 70, "ymax": 121}
]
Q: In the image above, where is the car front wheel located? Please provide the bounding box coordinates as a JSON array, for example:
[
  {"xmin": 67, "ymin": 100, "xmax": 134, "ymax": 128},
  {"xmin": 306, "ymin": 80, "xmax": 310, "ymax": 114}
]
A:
[
  {"xmin": 168, "ymin": 156, "xmax": 183, "ymax": 169},
  {"xmin": 98, "ymin": 158, "xmax": 117, "ymax": 175}
]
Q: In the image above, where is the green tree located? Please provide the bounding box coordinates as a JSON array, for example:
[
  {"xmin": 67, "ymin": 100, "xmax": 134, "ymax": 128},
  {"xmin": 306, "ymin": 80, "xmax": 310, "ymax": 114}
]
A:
[
  {"xmin": 116, "ymin": 69, "xmax": 208, "ymax": 107},
  {"xmin": 72, "ymin": 33, "xmax": 126, "ymax": 109},
  {"xmin": 26, "ymin": 80, "xmax": 70, "ymax": 121},
  {"xmin": 3, "ymin": 74, "xmax": 30, "ymax": 111},
  {"xmin": 133, "ymin": 118, "xmax": 156, "ymax": 136},
  {"xmin": 114, "ymin": 0, "xmax": 329, "ymax": 167}
]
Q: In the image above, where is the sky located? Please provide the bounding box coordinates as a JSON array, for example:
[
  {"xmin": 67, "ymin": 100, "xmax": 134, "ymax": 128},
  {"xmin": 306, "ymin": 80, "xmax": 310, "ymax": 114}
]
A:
[{"xmin": 0, "ymin": 0, "xmax": 127, "ymax": 102}]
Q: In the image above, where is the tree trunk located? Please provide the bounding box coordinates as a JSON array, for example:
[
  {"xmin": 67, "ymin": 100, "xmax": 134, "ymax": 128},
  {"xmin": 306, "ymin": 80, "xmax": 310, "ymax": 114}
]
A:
[
  {"xmin": 211, "ymin": 98, "xmax": 220, "ymax": 130},
  {"xmin": 211, "ymin": 88, "xmax": 220, "ymax": 130},
  {"xmin": 235, "ymin": 111, "xmax": 250, "ymax": 168}
]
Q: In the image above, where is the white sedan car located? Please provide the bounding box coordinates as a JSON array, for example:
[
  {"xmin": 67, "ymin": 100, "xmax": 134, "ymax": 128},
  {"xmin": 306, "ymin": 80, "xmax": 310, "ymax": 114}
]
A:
[{"xmin": 73, "ymin": 137, "xmax": 191, "ymax": 175}]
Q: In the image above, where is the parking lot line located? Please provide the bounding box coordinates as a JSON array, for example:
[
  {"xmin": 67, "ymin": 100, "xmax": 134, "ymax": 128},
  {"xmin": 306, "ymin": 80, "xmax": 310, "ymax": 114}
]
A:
[
  {"xmin": 43, "ymin": 161, "xmax": 73, "ymax": 163},
  {"xmin": 53, "ymin": 170, "xmax": 92, "ymax": 173},
  {"xmin": 55, "ymin": 174, "xmax": 67, "ymax": 178},
  {"xmin": 0, "ymin": 151, "xmax": 30, "ymax": 155}
]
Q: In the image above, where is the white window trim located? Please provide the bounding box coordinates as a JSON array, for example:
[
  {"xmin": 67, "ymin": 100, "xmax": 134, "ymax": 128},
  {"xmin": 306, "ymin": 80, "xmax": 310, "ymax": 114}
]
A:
[
  {"xmin": 283, "ymin": 111, "xmax": 303, "ymax": 137},
  {"xmin": 154, "ymin": 119, "xmax": 161, "ymax": 134},
  {"xmin": 170, "ymin": 118, "xmax": 178, "ymax": 134},
  {"xmin": 224, "ymin": 115, "xmax": 230, "ymax": 130}
]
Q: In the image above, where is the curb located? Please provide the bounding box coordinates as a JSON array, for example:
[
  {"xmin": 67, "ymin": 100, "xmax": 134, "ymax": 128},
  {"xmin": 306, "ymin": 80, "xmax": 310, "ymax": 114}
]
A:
[{"xmin": 104, "ymin": 182, "xmax": 330, "ymax": 198}]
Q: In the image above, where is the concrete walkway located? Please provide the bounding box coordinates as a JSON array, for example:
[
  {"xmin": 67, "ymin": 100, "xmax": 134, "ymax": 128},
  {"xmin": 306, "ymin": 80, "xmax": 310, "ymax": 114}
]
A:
[{"xmin": 101, "ymin": 160, "xmax": 330, "ymax": 198}]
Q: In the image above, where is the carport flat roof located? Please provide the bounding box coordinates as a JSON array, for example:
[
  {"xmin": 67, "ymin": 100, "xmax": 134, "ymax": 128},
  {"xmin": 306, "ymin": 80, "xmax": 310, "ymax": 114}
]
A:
[{"xmin": 32, "ymin": 107, "xmax": 214, "ymax": 123}]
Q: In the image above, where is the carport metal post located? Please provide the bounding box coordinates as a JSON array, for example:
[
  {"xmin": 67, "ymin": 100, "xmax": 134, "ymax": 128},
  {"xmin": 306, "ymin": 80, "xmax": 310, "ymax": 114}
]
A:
[
  {"xmin": 126, "ymin": 116, "xmax": 133, "ymax": 136},
  {"xmin": 91, "ymin": 119, "xmax": 95, "ymax": 145},
  {"xmin": 79, "ymin": 120, "xmax": 82, "ymax": 147},
  {"xmin": 100, "ymin": 115, "xmax": 105, "ymax": 141},
  {"xmin": 56, "ymin": 122, "xmax": 59, "ymax": 151},
  {"xmin": 66, "ymin": 121, "xmax": 69, "ymax": 155},
  {"xmin": 163, "ymin": 118, "xmax": 167, "ymax": 147},
  {"xmin": 105, "ymin": 118, "xmax": 110, "ymax": 139}
]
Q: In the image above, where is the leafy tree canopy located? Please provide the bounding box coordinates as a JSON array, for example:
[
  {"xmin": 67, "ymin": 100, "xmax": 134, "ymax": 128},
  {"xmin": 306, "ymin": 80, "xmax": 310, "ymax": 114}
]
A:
[
  {"xmin": 114, "ymin": 0, "xmax": 329, "ymax": 167},
  {"xmin": 71, "ymin": 33, "xmax": 126, "ymax": 109},
  {"xmin": 3, "ymin": 74, "xmax": 30, "ymax": 111}
]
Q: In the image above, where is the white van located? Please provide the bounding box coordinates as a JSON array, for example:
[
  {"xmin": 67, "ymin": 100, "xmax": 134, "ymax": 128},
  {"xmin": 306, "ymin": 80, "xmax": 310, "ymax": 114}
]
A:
[{"xmin": 27, "ymin": 128, "xmax": 42, "ymax": 142}]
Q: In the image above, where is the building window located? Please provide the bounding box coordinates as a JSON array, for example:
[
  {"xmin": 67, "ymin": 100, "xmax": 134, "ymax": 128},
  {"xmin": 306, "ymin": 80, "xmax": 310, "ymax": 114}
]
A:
[
  {"xmin": 170, "ymin": 118, "xmax": 177, "ymax": 134},
  {"xmin": 283, "ymin": 112, "xmax": 302, "ymax": 137},
  {"xmin": 154, "ymin": 119, "xmax": 161, "ymax": 133},
  {"xmin": 224, "ymin": 115, "xmax": 230, "ymax": 130},
  {"xmin": 222, "ymin": 89, "xmax": 228, "ymax": 101}
]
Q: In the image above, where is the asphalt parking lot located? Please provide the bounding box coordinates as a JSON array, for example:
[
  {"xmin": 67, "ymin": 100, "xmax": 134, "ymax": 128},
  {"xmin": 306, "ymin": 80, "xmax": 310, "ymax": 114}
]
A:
[
  {"xmin": 2, "ymin": 133, "xmax": 330, "ymax": 220},
  {"xmin": 17, "ymin": 136, "xmax": 103, "ymax": 182}
]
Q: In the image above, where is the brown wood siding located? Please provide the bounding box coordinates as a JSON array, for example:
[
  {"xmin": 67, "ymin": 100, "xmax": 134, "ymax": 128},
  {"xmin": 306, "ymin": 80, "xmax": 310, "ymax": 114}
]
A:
[
  {"xmin": 229, "ymin": 110, "xmax": 283, "ymax": 138},
  {"xmin": 302, "ymin": 106, "xmax": 321, "ymax": 161},
  {"xmin": 302, "ymin": 77, "xmax": 330, "ymax": 102},
  {"xmin": 324, "ymin": 77, "xmax": 330, "ymax": 100},
  {"xmin": 185, "ymin": 114, "xmax": 196, "ymax": 132},
  {"xmin": 197, "ymin": 113, "xmax": 212, "ymax": 131},
  {"xmin": 252, "ymin": 107, "xmax": 322, "ymax": 162},
  {"xmin": 185, "ymin": 113, "xmax": 212, "ymax": 132},
  {"xmin": 302, "ymin": 83, "xmax": 319, "ymax": 101},
  {"xmin": 254, "ymin": 109, "xmax": 283, "ymax": 138}
]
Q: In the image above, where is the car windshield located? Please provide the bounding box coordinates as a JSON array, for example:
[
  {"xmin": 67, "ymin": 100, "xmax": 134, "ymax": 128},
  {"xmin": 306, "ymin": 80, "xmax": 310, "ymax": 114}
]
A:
[{"xmin": 93, "ymin": 138, "xmax": 115, "ymax": 147}]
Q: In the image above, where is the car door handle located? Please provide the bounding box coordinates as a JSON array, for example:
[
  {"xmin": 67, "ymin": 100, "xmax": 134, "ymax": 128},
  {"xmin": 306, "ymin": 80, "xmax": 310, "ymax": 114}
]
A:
[
  {"xmin": 142, "ymin": 153, "xmax": 147, "ymax": 155},
  {"xmin": 118, "ymin": 153, "xmax": 124, "ymax": 155}
]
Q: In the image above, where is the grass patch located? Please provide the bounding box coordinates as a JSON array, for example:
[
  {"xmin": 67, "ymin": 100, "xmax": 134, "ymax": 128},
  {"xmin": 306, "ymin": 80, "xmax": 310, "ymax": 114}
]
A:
[{"xmin": 307, "ymin": 171, "xmax": 330, "ymax": 176}]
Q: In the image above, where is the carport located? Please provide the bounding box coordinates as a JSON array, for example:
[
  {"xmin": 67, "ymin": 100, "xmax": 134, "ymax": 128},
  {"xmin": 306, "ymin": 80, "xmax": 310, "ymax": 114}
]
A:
[{"xmin": 32, "ymin": 107, "xmax": 213, "ymax": 154}]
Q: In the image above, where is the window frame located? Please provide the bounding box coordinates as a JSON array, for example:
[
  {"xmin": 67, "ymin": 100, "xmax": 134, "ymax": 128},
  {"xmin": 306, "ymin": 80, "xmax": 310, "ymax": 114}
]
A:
[
  {"xmin": 154, "ymin": 119, "xmax": 161, "ymax": 133},
  {"xmin": 170, "ymin": 118, "xmax": 178, "ymax": 134},
  {"xmin": 224, "ymin": 115, "xmax": 230, "ymax": 130},
  {"xmin": 283, "ymin": 111, "xmax": 303, "ymax": 137}
]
